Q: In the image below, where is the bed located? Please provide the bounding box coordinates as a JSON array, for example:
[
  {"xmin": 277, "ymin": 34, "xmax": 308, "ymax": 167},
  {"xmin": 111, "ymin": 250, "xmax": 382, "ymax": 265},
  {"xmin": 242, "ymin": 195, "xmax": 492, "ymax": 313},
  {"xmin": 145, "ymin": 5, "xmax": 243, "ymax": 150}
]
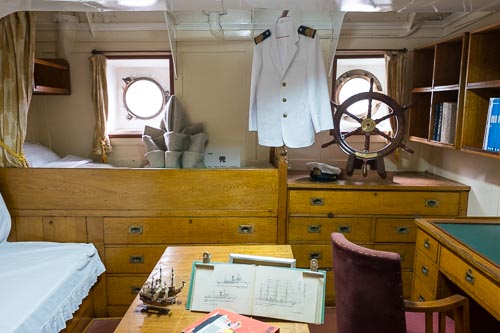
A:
[
  {"xmin": 0, "ymin": 194, "xmax": 106, "ymax": 333},
  {"xmin": 23, "ymin": 142, "xmax": 114, "ymax": 168}
]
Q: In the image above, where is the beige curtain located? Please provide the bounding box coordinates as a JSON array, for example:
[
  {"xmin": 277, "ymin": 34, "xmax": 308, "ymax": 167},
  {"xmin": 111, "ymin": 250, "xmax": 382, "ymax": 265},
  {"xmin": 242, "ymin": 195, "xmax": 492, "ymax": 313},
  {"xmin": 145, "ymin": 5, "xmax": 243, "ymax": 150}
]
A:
[
  {"xmin": 0, "ymin": 12, "xmax": 36, "ymax": 167},
  {"xmin": 89, "ymin": 54, "xmax": 112, "ymax": 162},
  {"xmin": 385, "ymin": 50, "xmax": 408, "ymax": 135}
]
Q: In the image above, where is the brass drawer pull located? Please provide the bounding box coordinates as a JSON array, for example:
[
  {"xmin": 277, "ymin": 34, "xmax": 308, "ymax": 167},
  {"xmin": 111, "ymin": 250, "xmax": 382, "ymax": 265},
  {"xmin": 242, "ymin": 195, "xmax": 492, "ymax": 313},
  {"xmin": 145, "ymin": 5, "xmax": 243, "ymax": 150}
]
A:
[
  {"xmin": 238, "ymin": 224, "xmax": 254, "ymax": 234},
  {"xmin": 396, "ymin": 226, "xmax": 409, "ymax": 235},
  {"xmin": 423, "ymin": 239, "xmax": 431, "ymax": 250},
  {"xmin": 338, "ymin": 225, "xmax": 351, "ymax": 233},
  {"xmin": 129, "ymin": 255, "xmax": 144, "ymax": 264},
  {"xmin": 425, "ymin": 199, "xmax": 439, "ymax": 208},
  {"xmin": 310, "ymin": 197, "xmax": 324, "ymax": 206},
  {"xmin": 418, "ymin": 295, "xmax": 426, "ymax": 302},
  {"xmin": 309, "ymin": 252, "xmax": 322, "ymax": 260},
  {"xmin": 465, "ymin": 269, "xmax": 475, "ymax": 285},
  {"xmin": 128, "ymin": 225, "xmax": 143, "ymax": 234},
  {"xmin": 130, "ymin": 286, "xmax": 141, "ymax": 294},
  {"xmin": 421, "ymin": 265, "xmax": 429, "ymax": 276},
  {"xmin": 308, "ymin": 224, "xmax": 322, "ymax": 233}
]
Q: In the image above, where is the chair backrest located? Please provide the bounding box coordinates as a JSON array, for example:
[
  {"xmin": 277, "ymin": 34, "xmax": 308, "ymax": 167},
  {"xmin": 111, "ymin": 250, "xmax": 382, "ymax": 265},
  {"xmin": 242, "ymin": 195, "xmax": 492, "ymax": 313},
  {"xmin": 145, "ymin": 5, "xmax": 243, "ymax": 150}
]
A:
[{"xmin": 331, "ymin": 232, "xmax": 407, "ymax": 333}]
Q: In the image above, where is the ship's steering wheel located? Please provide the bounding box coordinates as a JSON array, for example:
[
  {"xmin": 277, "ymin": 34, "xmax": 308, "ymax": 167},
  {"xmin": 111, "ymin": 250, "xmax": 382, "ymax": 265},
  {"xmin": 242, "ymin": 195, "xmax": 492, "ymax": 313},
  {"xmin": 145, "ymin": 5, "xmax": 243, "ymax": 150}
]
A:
[{"xmin": 322, "ymin": 79, "xmax": 413, "ymax": 178}]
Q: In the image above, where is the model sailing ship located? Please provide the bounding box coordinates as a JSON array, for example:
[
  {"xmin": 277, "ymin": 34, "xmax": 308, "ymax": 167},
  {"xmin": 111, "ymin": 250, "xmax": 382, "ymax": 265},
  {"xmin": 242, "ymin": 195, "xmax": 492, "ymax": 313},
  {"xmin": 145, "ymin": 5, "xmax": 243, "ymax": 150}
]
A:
[{"xmin": 139, "ymin": 267, "xmax": 185, "ymax": 309}]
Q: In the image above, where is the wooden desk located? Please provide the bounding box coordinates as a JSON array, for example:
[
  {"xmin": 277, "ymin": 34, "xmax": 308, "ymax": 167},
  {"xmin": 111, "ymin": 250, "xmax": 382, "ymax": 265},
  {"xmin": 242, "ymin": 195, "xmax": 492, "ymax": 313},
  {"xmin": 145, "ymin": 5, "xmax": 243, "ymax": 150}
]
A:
[
  {"xmin": 114, "ymin": 245, "xmax": 310, "ymax": 333},
  {"xmin": 412, "ymin": 218, "xmax": 499, "ymax": 331}
]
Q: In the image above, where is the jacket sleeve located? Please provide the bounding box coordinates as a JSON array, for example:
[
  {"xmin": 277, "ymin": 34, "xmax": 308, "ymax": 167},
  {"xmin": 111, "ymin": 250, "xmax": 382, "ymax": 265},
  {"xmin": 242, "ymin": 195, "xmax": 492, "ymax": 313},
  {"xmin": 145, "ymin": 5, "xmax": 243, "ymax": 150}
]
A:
[
  {"xmin": 248, "ymin": 44, "xmax": 262, "ymax": 131},
  {"xmin": 307, "ymin": 36, "xmax": 334, "ymax": 132}
]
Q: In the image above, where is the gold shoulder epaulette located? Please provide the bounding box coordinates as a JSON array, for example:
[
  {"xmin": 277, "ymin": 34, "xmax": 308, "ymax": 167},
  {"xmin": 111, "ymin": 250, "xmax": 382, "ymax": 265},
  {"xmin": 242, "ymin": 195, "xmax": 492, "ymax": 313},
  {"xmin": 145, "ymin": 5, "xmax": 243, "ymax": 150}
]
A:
[
  {"xmin": 254, "ymin": 29, "xmax": 271, "ymax": 45},
  {"xmin": 298, "ymin": 25, "xmax": 317, "ymax": 38}
]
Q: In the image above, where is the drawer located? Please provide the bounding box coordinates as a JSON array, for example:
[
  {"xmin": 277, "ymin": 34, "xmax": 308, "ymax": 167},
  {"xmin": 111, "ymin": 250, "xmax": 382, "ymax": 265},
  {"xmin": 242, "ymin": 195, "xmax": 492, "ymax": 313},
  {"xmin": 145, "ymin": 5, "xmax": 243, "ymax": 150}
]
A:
[
  {"xmin": 103, "ymin": 217, "xmax": 277, "ymax": 244},
  {"xmin": 374, "ymin": 218, "xmax": 417, "ymax": 243},
  {"xmin": 413, "ymin": 251, "xmax": 439, "ymax": 294},
  {"xmin": 374, "ymin": 244, "xmax": 415, "ymax": 269},
  {"xmin": 440, "ymin": 247, "xmax": 500, "ymax": 320},
  {"xmin": 105, "ymin": 246, "xmax": 166, "ymax": 273},
  {"xmin": 292, "ymin": 245, "xmax": 333, "ymax": 268},
  {"xmin": 107, "ymin": 276, "xmax": 148, "ymax": 305},
  {"xmin": 288, "ymin": 217, "xmax": 372, "ymax": 243},
  {"xmin": 288, "ymin": 190, "xmax": 460, "ymax": 216},
  {"xmin": 411, "ymin": 277, "xmax": 435, "ymax": 302},
  {"xmin": 415, "ymin": 231, "xmax": 439, "ymax": 263},
  {"xmin": 401, "ymin": 270, "xmax": 413, "ymax": 299}
]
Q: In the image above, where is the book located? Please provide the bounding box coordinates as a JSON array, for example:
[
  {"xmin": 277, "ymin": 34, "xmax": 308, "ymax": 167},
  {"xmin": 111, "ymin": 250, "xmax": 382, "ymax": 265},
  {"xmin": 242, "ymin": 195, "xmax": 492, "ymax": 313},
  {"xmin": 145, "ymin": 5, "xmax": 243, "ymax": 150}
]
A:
[
  {"xmin": 440, "ymin": 102, "xmax": 457, "ymax": 144},
  {"xmin": 483, "ymin": 98, "xmax": 500, "ymax": 152},
  {"xmin": 432, "ymin": 103, "xmax": 443, "ymax": 141},
  {"xmin": 186, "ymin": 262, "xmax": 326, "ymax": 324},
  {"xmin": 182, "ymin": 307, "xmax": 280, "ymax": 333}
]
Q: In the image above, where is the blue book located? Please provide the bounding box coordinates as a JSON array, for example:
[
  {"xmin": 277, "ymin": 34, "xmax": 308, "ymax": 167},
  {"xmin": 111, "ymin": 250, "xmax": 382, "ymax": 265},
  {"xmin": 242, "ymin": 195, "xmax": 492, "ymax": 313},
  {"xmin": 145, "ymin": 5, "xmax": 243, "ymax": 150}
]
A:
[{"xmin": 483, "ymin": 98, "xmax": 500, "ymax": 152}]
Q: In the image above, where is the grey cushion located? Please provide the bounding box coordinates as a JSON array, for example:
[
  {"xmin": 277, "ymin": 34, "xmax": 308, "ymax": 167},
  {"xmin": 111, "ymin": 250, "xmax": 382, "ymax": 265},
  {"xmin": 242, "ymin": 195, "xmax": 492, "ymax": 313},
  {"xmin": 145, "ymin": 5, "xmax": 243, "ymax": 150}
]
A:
[
  {"xmin": 164, "ymin": 131, "xmax": 189, "ymax": 152},
  {"xmin": 144, "ymin": 150, "xmax": 165, "ymax": 168},
  {"xmin": 182, "ymin": 151, "xmax": 206, "ymax": 168},
  {"xmin": 187, "ymin": 133, "xmax": 208, "ymax": 153},
  {"xmin": 165, "ymin": 151, "xmax": 182, "ymax": 168}
]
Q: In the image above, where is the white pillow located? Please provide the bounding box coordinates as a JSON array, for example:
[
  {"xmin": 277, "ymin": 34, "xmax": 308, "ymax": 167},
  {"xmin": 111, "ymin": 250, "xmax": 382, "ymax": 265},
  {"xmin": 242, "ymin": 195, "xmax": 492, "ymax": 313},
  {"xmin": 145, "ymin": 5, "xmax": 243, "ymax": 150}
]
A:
[
  {"xmin": 23, "ymin": 142, "xmax": 61, "ymax": 167},
  {"xmin": 0, "ymin": 192, "xmax": 11, "ymax": 243}
]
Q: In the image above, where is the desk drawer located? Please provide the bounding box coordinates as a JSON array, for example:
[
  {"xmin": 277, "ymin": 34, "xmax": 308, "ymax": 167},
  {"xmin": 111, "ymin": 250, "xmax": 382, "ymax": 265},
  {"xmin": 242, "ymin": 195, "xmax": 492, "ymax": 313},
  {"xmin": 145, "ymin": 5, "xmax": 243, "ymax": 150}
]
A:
[
  {"xmin": 292, "ymin": 245, "xmax": 333, "ymax": 268},
  {"xmin": 288, "ymin": 190, "xmax": 460, "ymax": 216},
  {"xmin": 374, "ymin": 218, "xmax": 417, "ymax": 243},
  {"xmin": 288, "ymin": 217, "xmax": 372, "ymax": 243},
  {"xmin": 374, "ymin": 244, "xmax": 415, "ymax": 269},
  {"xmin": 105, "ymin": 246, "xmax": 166, "ymax": 274},
  {"xmin": 107, "ymin": 276, "xmax": 148, "ymax": 306},
  {"xmin": 440, "ymin": 247, "xmax": 500, "ymax": 320},
  {"xmin": 103, "ymin": 217, "xmax": 277, "ymax": 244},
  {"xmin": 413, "ymin": 251, "xmax": 439, "ymax": 294},
  {"xmin": 412, "ymin": 277, "xmax": 435, "ymax": 302},
  {"xmin": 415, "ymin": 231, "xmax": 439, "ymax": 263}
]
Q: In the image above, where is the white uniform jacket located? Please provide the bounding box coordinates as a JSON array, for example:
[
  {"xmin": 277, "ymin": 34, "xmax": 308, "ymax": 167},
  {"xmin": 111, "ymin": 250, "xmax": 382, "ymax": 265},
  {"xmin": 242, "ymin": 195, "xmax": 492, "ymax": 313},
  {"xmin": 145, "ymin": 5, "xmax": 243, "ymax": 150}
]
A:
[{"xmin": 249, "ymin": 17, "xmax": 333, "ymax": 148}]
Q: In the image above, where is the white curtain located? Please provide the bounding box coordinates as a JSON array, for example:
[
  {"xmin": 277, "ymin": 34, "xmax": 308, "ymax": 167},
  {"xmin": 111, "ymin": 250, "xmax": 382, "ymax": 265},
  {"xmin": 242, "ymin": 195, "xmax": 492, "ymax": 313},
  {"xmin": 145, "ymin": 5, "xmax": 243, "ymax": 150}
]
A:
[{"xmin": 0, "ymin": 12, "xmax": 36, "ymax": 167}]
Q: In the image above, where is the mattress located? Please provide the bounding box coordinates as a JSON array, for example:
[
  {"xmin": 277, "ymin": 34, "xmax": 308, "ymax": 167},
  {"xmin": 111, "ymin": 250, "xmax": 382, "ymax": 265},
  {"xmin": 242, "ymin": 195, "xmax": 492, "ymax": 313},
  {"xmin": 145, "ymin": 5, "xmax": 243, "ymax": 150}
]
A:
[{"xmin": 0, "ymin": 241, "xmax": 106, "ymax": 333}]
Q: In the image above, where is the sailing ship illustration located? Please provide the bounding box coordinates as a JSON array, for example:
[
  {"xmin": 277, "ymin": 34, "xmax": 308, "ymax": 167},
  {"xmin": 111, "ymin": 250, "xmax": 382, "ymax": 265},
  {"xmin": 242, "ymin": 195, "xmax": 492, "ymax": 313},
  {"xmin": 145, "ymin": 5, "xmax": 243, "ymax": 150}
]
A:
[{"xmin": 139, "ymin": 267, "xmax": 185, "ymax": 307}]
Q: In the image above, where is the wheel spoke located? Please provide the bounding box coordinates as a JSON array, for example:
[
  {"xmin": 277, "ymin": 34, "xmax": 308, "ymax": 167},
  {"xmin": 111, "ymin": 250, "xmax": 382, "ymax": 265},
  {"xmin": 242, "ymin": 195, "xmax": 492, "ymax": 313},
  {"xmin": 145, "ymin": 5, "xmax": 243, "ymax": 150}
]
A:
[
  {"xmin": 374, "ymin": 112, "xmax": 395, "ymax": 124},
  {"xmin": 364, "ymin": 133, "xmax": 371, "ymax": 151},
  {"xmin": 342, "ymin": 128, "xmax": 363, "ymax": 139},
  {"xmin": 343, "ymin": 109, "xmax": 363, "ymax": 123},
  {"xmin": 367, "ymin": 97, "xmax": 373, "ymax": 118},
  {"xmin": 373, "ymin": 127, "xmax": 393, "ymax": 141}
]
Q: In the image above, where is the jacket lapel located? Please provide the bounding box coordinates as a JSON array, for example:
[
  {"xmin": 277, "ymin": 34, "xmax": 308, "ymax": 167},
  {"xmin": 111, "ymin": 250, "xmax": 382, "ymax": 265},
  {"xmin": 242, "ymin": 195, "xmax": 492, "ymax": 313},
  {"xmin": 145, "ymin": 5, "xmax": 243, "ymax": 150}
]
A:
[{"xmin": 280, "ymin": 26, "xmax": 299, "ymax": 79}]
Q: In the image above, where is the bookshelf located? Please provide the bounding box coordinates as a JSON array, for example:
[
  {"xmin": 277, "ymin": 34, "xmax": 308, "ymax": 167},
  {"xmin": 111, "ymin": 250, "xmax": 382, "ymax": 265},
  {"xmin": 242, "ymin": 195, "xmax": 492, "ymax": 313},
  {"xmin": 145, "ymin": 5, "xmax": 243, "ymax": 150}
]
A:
[
  {"xmin": 33, "ymin": 58, "xmax": 71, "ymax": 95},
  {"xmin": 462, "ymin": 24, "xmax": 500, "ymax": 158},
  {"xmin": 409, "ymin": 35, "xmax": 467, "ymax": 149},
  {"xmin": 409, "ymin": 23, "xmax": 500, "ymax": 159}
]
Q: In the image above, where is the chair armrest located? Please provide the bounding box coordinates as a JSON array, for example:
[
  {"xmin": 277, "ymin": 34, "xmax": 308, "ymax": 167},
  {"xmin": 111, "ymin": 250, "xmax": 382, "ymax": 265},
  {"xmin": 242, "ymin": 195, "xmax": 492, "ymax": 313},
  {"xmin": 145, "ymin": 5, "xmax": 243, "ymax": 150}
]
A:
[{"xmin": 404, "ymin": 294, "xmax": 469, "ymax": 313}]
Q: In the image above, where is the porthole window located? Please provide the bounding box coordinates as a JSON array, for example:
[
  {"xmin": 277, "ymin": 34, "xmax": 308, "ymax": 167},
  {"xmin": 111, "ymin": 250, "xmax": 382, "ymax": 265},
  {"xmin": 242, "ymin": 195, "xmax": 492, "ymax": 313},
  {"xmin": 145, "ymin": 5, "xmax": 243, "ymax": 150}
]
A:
[
  {"xmin": 122, "ymin": 77, "xmax": 168, "ymax": 120},
  {"xmin": 335, "ymin": 69, "xmax": 383, "ymax": 120}
]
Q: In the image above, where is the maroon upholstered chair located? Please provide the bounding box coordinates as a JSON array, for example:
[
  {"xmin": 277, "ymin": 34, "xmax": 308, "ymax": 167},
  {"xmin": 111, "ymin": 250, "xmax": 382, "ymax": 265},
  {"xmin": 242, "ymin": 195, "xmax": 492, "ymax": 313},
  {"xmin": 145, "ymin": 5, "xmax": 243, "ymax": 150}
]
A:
[{"xmin": 331, "ymin": 232, "xmax": 469, "ymax": 333}]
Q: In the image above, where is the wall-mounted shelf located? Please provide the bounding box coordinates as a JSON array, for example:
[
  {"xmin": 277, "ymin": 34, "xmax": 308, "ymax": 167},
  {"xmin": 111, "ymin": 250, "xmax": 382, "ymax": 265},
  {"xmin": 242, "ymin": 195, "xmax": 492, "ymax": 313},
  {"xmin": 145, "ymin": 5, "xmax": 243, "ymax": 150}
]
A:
[
  {"xmin": 409, "ymin": 23, "xmax": 500, "ymax": 159},
  {"xmin": 33, "ymin": 58, "xmax": 71, "ymax": 95}
]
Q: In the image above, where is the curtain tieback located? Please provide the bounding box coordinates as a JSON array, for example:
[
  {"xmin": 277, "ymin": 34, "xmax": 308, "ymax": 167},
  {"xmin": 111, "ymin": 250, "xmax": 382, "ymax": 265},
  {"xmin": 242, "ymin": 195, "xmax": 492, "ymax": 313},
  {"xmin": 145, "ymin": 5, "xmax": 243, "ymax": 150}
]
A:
[
  {"xmin": 0, "ymin": 140, "xmax": 29, "ymax": 167},
  {"xmin": 100, "ymin": 138, "xmax": 108, "ymax": 163}
]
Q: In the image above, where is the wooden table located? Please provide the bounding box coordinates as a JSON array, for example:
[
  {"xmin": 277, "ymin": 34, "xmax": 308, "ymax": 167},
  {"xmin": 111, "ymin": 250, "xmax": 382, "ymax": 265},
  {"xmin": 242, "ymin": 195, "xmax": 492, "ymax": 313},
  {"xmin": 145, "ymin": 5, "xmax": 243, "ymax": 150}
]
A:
[
  {"xmin": 413, "ymin": 218, "xmax": 499, "ymax": 331},
  {"xmin": 114, "ymin": 245, "xmax": 310, "ymax": 333}
]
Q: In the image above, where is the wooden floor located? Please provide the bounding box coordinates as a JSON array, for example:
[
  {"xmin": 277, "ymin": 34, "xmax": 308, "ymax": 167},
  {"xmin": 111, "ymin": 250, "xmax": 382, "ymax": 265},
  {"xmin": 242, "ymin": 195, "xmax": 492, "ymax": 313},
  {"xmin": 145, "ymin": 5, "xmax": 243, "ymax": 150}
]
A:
[{"xmin": 82, "ymin": 308, "xmax": 336, "ymax": 333}]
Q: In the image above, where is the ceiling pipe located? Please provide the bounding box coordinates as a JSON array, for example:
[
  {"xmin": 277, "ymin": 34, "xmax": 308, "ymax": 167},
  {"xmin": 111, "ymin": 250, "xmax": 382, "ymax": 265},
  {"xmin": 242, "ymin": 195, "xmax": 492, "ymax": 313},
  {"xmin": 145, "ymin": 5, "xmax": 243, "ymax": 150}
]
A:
[{"xmin": 205, "ymin": 10, "xmax": 226, "ymax": 40}]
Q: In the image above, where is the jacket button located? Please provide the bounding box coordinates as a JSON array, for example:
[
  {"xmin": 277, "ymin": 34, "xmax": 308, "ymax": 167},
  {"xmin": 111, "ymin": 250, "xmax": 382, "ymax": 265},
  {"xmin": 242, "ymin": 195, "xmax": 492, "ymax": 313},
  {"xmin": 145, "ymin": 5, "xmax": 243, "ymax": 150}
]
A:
[
  {"xmin": 283, "ymin": 113, "xmax": 288, "ymax": 118},
  {"xmin": 282, "ymin": 98, "xmax": 287, "ymax": 102},
  {"xmin": 282, "ymin": 82, "xmax": 286, "ymax": 87}
]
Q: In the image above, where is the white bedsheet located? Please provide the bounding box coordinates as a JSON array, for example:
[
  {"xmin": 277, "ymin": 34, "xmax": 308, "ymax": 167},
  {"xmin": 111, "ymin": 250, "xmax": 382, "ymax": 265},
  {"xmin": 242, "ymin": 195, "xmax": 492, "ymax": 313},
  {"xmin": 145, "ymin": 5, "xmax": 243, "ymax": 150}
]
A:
[{"xmin": 0, "ymin": 242, "xmax": 106, "ymax": 333}]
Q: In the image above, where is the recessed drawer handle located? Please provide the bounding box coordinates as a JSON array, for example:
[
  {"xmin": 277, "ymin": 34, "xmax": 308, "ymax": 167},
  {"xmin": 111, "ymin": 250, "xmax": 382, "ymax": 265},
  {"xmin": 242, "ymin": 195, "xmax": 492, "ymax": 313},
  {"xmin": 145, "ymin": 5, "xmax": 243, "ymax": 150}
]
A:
[
  {"xmin": 464, "ymin": 269, "xmax": 475, "ymax": 285},
  {"xmin": 423, "ymin": 239, "xmax": 431, "ymax": 250},
  {"xmin": 308, "ymin": 224, "xmax": 321, "ymax": 233},
  {"xmin": 309, "ymin": 252, "xmax": 322, "ymax": 260},
  {"xmin": 425, "ymin": 199, "xmax": 439, "ymax": 208},
  {"xmin": 310, "ymin": 197, "xmax": 324, "ymax": 206},
  {"xmin": 338, "ymin": 225, "xmax": 351, "ymax": 233},
  {"xmin": 396, "ymin": 226, "xmax": 409, "ymax": 235},
  {"xmin": 238, "ymin": 224, "xmax": 254, "ymax": 234},
  {"xmin": 128, "ymin": 225, "xmax": 143, "ymax": 234},
  {"xmin": 129, "ymin": 255, "xmax": 144, "ymax": 264},
  {"xmin": 130, "ymin": 286, "xmax": 141, "ymax": 294},
  {"xmin": 418, "ymin": 295, "xmax": 426, "ymax": 302},
  {"xmin": 421, "ymin": 265, "xmax": 429, "ymax": 276}
]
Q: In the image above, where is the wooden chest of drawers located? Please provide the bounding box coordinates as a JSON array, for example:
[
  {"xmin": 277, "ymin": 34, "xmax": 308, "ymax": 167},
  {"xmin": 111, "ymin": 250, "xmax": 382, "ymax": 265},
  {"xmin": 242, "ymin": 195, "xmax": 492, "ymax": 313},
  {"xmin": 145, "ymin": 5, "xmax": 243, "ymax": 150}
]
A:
[{"xmin": 287, "ymin": 172, "xmax": 470, "ymax": 305}]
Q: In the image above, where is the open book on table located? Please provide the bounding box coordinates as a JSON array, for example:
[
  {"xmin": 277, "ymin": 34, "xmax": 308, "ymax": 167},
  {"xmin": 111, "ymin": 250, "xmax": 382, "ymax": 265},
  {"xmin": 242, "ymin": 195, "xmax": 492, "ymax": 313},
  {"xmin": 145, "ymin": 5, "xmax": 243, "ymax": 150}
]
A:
[{"xmin": 186, "ymin": 261, "xmax": 326, "ymax": 324}]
